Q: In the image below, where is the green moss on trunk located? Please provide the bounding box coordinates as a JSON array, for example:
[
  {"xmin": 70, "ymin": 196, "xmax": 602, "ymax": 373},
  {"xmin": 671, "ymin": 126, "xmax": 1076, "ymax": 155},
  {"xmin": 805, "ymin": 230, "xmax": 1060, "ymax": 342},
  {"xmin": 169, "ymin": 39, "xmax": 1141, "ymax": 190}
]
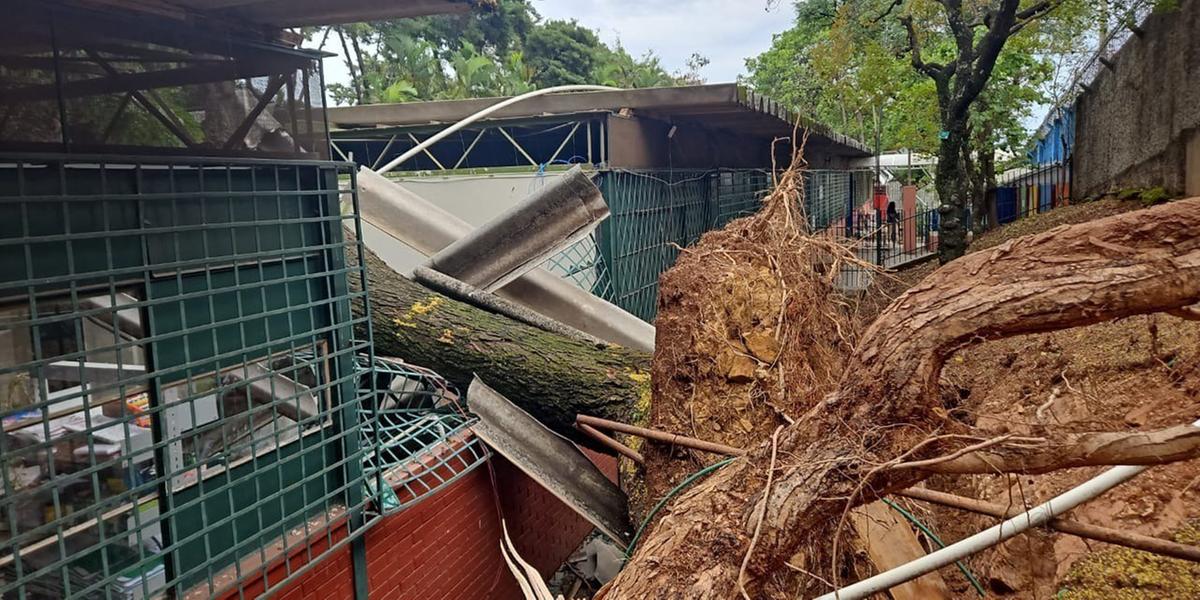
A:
[{"xmin": 350, "ymin": 241, "xmax": 650, "ymax": 446}]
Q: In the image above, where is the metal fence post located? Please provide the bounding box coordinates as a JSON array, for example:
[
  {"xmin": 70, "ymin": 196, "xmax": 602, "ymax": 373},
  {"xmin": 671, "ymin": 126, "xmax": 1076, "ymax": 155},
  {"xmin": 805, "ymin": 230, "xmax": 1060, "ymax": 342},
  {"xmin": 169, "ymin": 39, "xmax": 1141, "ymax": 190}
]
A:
[{"xmin": 875, "ymin": 208, "xmax": 884, "ymax": 266}]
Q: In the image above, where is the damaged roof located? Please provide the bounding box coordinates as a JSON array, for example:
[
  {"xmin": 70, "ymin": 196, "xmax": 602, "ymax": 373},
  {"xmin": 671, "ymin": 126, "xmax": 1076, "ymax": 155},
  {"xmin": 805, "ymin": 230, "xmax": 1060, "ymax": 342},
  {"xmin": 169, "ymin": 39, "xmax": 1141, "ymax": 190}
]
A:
[{"xmin": 327, "ymin": 83, "xmax": 872, "ymax": 157}]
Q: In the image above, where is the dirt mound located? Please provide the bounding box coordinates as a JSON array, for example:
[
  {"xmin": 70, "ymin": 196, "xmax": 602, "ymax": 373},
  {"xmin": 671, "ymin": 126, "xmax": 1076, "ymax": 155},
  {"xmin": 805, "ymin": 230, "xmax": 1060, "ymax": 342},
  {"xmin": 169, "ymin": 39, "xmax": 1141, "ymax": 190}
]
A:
[{"xmin": 640, "ymin": 166, "xmax": 866, "ymax": 514}]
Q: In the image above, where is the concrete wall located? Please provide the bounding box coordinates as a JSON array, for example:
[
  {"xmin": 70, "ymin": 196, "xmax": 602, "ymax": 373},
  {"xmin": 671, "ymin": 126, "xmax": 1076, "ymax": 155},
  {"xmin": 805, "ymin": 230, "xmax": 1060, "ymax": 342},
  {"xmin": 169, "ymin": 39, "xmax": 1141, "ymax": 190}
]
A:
[
  {"xmin": 1073, "ymin": 0, "xmax": 1200, "ymax": 199},
  {"xmin": 361, "ymin": 172, "xmax": 564, "ymax": 275}
]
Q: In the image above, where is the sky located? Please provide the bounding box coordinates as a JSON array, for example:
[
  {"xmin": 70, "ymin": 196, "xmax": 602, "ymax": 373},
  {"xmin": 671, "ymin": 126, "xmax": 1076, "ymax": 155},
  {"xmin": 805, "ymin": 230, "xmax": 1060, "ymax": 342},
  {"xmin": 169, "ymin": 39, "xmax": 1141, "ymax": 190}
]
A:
[
  {"xmin": 319, "ymin": 1, "xmax": 795, "ymax": 104},
  {"xmin": 529, "ymin": 0, "xmax": 794, "ymax": 83}
]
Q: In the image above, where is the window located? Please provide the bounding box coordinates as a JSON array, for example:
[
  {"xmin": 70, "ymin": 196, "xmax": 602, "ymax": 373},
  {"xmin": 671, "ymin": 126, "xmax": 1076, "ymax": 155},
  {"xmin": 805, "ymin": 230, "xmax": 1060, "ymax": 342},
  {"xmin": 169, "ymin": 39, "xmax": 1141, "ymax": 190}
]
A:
[
  {"xmin": 161, "ymin": 343, "xmax": 331, "ymax": 490},
  {"xmin": 1, "ymin": 290, "xmax": 163, "ymax": 599}
]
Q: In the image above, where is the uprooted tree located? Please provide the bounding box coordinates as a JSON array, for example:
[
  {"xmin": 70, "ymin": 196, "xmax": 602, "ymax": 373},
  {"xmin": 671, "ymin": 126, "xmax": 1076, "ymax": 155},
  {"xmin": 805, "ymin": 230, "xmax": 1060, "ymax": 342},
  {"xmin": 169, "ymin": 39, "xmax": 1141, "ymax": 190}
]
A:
[
  {"xmin": 347, "ymin": 158, "xmax": 1200, "ymax": 597},
  {"xmin": 597, "ymin": 165, "xmax": 1200, "ymax": 598}
]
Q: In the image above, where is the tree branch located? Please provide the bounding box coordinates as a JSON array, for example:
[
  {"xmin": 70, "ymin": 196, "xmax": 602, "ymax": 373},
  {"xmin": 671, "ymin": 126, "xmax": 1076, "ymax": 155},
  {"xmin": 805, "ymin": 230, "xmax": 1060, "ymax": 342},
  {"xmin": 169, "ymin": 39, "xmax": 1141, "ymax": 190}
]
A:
[
  {"xmin": 1010, "ymin": 1, "xmax": 1067, "ymax": 36},
  {"xmin": 907, "ymin": 424, "xmax": 1200, "ymax": 475},
  {"xmin": 900, "ymin": 15, "xmax": 947, "ymax": 81},
  {"xmin": 1168, "ymin": 304, "xmax": 1200, "ymax": 321},
  {"xmin": 937, "ymin": 0, "xmax": 977, "ymax": 58},
  {"xmin": 871, "ymin": 0, "xmax": 906, "ymax": 24}
]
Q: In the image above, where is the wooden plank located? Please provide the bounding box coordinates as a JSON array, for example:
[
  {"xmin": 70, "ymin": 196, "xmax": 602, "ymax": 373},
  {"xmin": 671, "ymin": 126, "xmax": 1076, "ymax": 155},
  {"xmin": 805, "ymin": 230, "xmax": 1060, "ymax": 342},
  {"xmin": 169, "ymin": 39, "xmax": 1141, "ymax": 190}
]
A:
[{"xmin": 849, "ymin": 501, "xmax": 951, "ymax": 600}]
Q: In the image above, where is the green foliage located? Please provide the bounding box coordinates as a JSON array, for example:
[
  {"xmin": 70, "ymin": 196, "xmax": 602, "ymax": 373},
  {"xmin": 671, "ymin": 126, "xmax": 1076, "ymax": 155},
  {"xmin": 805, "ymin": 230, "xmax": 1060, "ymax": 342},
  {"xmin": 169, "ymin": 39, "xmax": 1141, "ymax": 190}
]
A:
[
  {"xmin": 745, "ymin": 0, "xmax": 1060, "ymax": 157},
  {"xmin": 1059, "ymin": 521, "xmax": 1200, "ymax": 599},
  {"xmin": 1139, "ymin": 186, "xmax": 1171, "ymax": 206},
  {"xmin": 594, "ymin": 42, "xmax": 677, "ymax": 89},
  {"xmin": 1117, "ymin": 187, "xmax": 1142, "ymax": 200},
  {"xmin": 316, "ymin": 3, "xmax": 703, "ymax": 105},
  {"xmin": 524, "ymin": 20, "xmax": 602, "ymax": 87}
]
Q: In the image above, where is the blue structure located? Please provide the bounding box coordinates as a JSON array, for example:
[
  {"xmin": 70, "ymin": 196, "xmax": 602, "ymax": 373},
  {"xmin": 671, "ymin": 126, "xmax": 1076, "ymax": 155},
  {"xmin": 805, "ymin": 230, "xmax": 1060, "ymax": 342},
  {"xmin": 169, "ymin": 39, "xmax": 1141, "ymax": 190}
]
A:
[{"xmin": 1027, "ymin": 106, "xmax": 1075, "ymax": 165}]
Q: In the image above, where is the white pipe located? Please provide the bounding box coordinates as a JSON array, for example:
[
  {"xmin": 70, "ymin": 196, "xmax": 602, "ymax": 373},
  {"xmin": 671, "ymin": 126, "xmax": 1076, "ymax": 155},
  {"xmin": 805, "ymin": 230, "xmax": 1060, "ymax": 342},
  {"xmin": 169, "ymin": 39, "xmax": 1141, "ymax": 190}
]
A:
[
  {"xmin": 375, "ymin": 84, "xmax": 620, "ymax": 175},
  {"xmin": 817, "ymin": 418, "xmax": 1200, "ymax": 600}
]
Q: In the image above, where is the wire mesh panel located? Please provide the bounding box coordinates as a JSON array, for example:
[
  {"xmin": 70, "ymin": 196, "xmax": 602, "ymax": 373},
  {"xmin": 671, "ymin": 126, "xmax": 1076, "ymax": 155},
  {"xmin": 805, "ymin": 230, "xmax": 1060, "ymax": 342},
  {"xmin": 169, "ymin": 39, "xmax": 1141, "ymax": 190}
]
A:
[
  {"xmin": 1, "ymin": 3, "xmax": 329, "ymax": 159},
  {"xmin": 597, "ymin": 170, "xmax": 718, "ymax": 322},
  {"xmin": 355, "ymin": 357, "xmax": 488, "ymax": 516},
  {"xmin": 597, "ymin": 167, "xmax": 888, "ymax": 318},
  {"xmin": 714, "ymin": 170, "xmax": 771, "ymax": 225},
  {"xmin": 542, "ymin": 234, "xmax": 615, "ymax": 301},
  {"xmin": 0, "ymin": 154, "xmax": 374, "ymax": 599}
]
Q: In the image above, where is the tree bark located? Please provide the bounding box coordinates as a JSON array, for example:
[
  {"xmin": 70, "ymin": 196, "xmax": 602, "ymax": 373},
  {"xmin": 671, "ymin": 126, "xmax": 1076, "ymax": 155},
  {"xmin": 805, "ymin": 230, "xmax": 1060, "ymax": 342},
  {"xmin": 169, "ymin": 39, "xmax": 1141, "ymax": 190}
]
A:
[
  {"xmin": 349, "ymin": 239, "xmax": 651, "ymax": 444},
  {"xmin": 601, "ymin": 197, "xmax": 1200, "ymax": 599},
  {"xmin": 935, "ymin": 119, "xmax": 970, "ymax": 263}
]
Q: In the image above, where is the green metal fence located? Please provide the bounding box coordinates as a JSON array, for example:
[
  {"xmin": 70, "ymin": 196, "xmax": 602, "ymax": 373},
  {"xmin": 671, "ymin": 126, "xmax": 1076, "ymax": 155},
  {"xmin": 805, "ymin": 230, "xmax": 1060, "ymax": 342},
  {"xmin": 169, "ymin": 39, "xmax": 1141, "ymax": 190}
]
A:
[
  {"xmin": 0, "ymin": 154, "xmax": 380, "ymax": 599},
  {"xmin": 596, "ymin": 168, "xmax": 870, "ymax": 322}
]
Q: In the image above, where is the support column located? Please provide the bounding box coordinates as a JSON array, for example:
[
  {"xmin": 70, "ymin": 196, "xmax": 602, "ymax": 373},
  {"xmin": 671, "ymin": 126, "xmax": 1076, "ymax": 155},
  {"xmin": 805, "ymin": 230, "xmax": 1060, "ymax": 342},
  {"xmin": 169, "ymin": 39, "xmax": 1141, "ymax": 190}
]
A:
[{"xmin": 902, "ymin": 185, "xmax": 917, "ymax": 253}]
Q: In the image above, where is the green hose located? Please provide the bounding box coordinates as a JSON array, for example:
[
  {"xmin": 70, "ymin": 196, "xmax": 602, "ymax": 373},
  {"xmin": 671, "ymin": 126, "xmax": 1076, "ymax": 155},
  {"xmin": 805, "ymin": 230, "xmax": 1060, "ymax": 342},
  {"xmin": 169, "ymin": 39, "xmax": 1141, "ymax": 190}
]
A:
[
  {"xmin": 623, "ymin": 456, "xmax": 738, "ymax": 560},
  {"xmin": 881, "ymin": 497, "xmax": 987, "ymax": 597}
]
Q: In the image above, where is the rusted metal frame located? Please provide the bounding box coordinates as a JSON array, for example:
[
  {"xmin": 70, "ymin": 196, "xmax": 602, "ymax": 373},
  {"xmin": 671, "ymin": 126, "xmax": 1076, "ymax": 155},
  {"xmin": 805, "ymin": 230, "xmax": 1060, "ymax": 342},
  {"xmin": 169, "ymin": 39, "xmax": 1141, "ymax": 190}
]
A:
[
  {"xmin": 84, "ymin": 51, "xmax": 199, "ymax": 148},
  {"xmin": 222, "ymin": 74, "xmax": 287, "ymax": 150},
  {"xmin": 576, "ymin": 422, "xmax": 644, "ymax": 464},
  {"xmin": 405, "ymin": 132, "xmax": 446, "ymax": 170},
  {"xmin": 3, "ymin": 53, "xmax": 304, "ymax": 105},
  {"xmin": 496, "ymin": 126, "xmax": 538, "ymax": 166},
  {"xmin": 99, "ymin": 92, "xmax": 134, "ymax": 143},
  {"xmin": 575, "ymin": 414, "xmax": 747, "ymax": 457}
]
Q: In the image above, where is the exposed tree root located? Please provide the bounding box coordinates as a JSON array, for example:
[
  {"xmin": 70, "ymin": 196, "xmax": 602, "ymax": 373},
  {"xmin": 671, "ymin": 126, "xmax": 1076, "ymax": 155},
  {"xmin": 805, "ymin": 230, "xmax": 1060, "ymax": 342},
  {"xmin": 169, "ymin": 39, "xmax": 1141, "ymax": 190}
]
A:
[{"xmin": 601, "ymin": 159, "xmax": 1200, "ymax": 598}]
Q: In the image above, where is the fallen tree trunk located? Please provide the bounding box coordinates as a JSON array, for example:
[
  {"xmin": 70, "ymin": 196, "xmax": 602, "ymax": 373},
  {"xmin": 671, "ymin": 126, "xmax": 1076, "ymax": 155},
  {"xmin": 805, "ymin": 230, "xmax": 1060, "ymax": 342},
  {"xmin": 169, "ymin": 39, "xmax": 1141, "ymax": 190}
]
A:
[
  {"xmin": 349, "ymin": 238, "xmax": 651, "ymax": 442},
  {"xmin": 601, "ymin": 196, "xmax": 1200, "ymax": 599}
]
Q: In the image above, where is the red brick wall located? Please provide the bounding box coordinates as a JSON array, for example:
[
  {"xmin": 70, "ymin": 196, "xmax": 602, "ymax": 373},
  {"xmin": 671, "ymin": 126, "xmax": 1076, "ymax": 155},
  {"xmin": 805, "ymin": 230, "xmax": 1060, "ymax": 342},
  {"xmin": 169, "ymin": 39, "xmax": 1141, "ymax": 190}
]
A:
[{"xmin": 230, "ymin": 440, "xmax": 618, "ymax": 599}]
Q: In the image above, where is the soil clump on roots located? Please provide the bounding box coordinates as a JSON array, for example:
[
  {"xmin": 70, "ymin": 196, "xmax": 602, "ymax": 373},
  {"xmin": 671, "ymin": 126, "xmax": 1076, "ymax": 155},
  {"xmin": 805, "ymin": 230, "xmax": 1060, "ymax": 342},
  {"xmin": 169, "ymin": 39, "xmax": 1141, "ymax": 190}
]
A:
[{"xmin": 639, "ymin": 163, "xmax": 869, "ymax": 519}]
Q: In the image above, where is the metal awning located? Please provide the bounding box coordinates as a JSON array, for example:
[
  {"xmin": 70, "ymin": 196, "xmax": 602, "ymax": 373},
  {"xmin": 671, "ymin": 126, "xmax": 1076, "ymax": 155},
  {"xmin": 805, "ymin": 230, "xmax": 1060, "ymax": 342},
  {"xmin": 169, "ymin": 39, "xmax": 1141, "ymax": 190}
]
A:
[
  {"xmin": 56, "ymin": 0, "xmax": 475, "ymax": 29},
  {"xmin": 327, "ymin": 83, "xmax": 872, "ymax": 157}
]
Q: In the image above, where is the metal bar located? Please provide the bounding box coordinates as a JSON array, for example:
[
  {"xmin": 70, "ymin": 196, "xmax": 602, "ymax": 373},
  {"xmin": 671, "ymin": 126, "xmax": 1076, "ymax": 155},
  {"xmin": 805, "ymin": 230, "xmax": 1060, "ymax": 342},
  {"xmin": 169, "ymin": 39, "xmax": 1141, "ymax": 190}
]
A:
[
  {"xmin": 406, "ymin": 132, "xmax": 446, "ymax": 170},
  {"xmin": 497, "ymin": 126, "xmax": 538, "ymax": 166},
  {"xmin": 412, "ymin": 266, "xmax": 602, "ymax": 344},
  {"xmin": 546, "ymin": 121, "xmax": 582, "ymax": 166},
  {"xmin": 576, "ymin": 422, "xmax": 644, "ymax": 464},
  {"xmin": 99, "ymin": 92, "xmax": 134, "ymax": 143},
  {"xmin": 451, "ymin": 128, "xmax": 487, "ymax": 170},
  {"xmin": 369, "ymin": 134, "xmax": 399, "ymax": 171},
  {"xmin": 575, "ymin": 414, "xmax": 746, "ymax": 457},
  {"xmin": 897, "ymin": 487, "xmax": 1200, "ymax": 563},
  {"xmin": 586, "ymin": 120, "xmax": 593, "ymax": 165},
  {"xmin": 84, "ymin": 52, "xmax": 197, "ymax": 148},
  {"xmin": 223, "ymin": 75, "xmax": 287, "ymax": 150}
]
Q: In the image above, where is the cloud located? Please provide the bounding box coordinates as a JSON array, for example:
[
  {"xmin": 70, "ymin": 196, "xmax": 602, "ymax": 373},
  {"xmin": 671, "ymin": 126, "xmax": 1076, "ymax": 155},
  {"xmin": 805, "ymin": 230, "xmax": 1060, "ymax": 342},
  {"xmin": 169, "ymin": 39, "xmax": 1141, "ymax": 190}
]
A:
[{"xmin": 530, "ymin": 0, "xmax": 793, "ymax": 83}]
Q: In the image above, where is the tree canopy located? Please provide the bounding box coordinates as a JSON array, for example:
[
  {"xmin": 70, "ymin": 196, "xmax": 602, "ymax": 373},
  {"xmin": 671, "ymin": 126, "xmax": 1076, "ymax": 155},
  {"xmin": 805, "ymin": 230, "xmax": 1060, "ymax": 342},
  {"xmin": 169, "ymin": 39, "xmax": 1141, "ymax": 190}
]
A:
[
  {"xmin": 745, "ymin": 0, "xmax": 1167, "ymax": 263},
  {"xmin": 316, "ymin": 2, "xmax": 705, "ymax": 105}
]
